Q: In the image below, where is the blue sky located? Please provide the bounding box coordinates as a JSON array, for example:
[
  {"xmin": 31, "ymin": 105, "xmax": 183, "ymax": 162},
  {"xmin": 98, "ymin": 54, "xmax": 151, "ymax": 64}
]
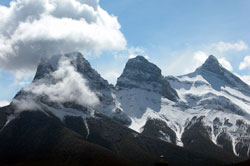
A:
[{"xmin": 0, "ymin": 0, "xmax": 250, "ymax": 105}]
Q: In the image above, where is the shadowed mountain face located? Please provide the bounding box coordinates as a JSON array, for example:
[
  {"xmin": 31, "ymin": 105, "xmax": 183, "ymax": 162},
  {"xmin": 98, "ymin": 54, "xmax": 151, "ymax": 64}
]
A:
[
  {"xmin": 0, "ymin": 111, "xmax": 136, "ymax": 166},
  {"xmin": 116, "ymin": 56, "xmax": 179, "ymax": 102},
  {"xmin": 0, "ymin": 52, "xmax": 250, "ymax": 165},
  {"xmin": 226, "ymin": 159, "xmax": 250, "ymax": 166}
]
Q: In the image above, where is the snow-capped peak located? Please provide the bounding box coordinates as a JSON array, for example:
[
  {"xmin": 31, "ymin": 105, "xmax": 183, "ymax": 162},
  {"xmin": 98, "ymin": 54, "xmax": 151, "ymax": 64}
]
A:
[
  {"xmin": 116, "ymin": 55, "xmax": 179, "ymax": 102},
  {"xmin": 117, "ymin": 55, "xmax": 162, "ymax": 85},
  {"xmin": 199, "ymin": 55, "xmax": 224, "ymax": 74},
  {"xmin": 181, "ymin": 55, "xmax": 250, "ymax": 94}
]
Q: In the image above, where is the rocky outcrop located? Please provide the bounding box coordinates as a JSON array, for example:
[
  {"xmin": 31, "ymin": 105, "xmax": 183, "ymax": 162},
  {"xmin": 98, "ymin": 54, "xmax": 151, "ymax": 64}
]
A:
[{"xmin": 116, "ymin": 56, "xmax": 179, "ymax": 102}]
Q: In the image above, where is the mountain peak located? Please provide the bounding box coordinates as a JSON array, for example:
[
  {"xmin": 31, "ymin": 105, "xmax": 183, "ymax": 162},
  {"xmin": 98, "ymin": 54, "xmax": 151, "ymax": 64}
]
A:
[
  {"xmin": 184, "ymin": 55, "xmax": 250, "ymax": 92},
  {"xmin": 199, "ymin": 55, "xmax": 223, "ymax": 74},
  {"xmin": 117, "ymin": 55, "xmax": 162, "ymax": 85},
  {"xmin": 205, "ymin": 55, "xmax": 219, "ymax": 63},
  {"xmin": 203, "ymin": 55, "xmax": 220, "ymax": 67},
  {"xmin": 131, "ymin": 55, "xmax": 148, "ymax": 62},
  {"xmin": 116, "ymin": 55, "xmax": 179, "ymax": 102},
  {"xmin": 128, "ymin": 55, "xmax": 153, "ymax": 69}
]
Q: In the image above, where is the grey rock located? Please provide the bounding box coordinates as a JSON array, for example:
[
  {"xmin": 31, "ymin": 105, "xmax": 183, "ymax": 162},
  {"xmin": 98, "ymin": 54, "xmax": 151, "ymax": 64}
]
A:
[{"xmin": 116, "ymin": 56, "xmax": 179, "ymax": 102}]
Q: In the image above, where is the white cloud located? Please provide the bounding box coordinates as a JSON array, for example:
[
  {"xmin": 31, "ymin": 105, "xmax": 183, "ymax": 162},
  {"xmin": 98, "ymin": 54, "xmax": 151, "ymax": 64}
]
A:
[
  {"xmin": 12, "ymin": 70, "xmax": 34, "ymax": 86},
  {"xmin": 0, "ymin": 100, "xmax": 10, "ymax": 107},
  {"xmin": 0, "ymin": 0, "xmax": 126, "ymax": 72},
  {"xmin": 129, "ymin": 54, "xmax": 149, "ymax": 60},
  {"xmin": 218, "ymin": 58, "xmax": 233, "ymax": 71},
  {"xmin": 193, "ymin": 51, "xmax": 233, "ymax": 71},
  {"xmin": 162, "ymin": 51, "xmax": 208, "ymax": 76},
  {"xmin": 162, "ymin": 50, "xmax": 235, "ymax": 76},
  {"xmin": 192, "ymin": 52, "xmax": 233, "ymax": 72},
  {"xmin": 239, "ymin": 75, "xmax": 250, "ymax": 86},
  {"xmin": 128, "ymin": 47, "xmax": 148, "ymax": 59},
  {"xmin": 24, "ymin": 56, "xmax": 100, "ymax": 107},
  {"xmin": 13, "ymin": 98, "xmax": 42, "ymax": 112},
  {"xmin": 213, "ymin": 41, "xmax": 248, "ymax": 52},
  {"xmin": 234, "ymin": 72, "xmax": 250, "ymax": 86},
  {"xmin": 239, "ymin": 56, "xmax": 250, "ymax": 70},
  {"xmin": 193, "ymin": 51, "xmax": 208, "ymax": 66},
  {"xmin": 102, "ymin": 71, "xmax": 120, "ymax": 85}
]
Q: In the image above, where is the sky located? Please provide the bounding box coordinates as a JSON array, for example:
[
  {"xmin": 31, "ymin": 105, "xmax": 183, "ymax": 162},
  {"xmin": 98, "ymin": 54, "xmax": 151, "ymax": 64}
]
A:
[{"xmin": 0, "ymin": 0, "xmax": 250, "ymax": 106}]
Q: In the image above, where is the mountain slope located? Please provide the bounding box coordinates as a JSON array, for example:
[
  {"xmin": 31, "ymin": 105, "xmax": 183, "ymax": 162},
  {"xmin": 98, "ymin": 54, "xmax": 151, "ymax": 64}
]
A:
[
  {"xmin": 0, "ymin": 101, "xmax": 239, "ymax": 166},
  {"xmin": 165, "ymin": 55, "xmax": 250, "ymax": 158},
  {"xmin": 0, "ymin": 111, "xmax": 136, "ymax": 166},
  {"xmin": 115, "ymin": 55, "xmax": 250, "ymax": 159}
]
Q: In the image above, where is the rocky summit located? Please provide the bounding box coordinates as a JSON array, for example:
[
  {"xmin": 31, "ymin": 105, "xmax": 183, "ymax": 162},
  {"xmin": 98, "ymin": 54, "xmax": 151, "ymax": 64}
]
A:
[{"xmin": 116, "ymin": 56, "xmax": 179, "ymax": 102}]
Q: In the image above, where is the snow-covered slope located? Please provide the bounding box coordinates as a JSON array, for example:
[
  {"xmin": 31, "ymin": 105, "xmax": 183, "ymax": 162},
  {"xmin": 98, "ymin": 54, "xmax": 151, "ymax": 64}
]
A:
[{"xmin": 116, "ymin": 55, "xmax": 250, "ymax": 158}]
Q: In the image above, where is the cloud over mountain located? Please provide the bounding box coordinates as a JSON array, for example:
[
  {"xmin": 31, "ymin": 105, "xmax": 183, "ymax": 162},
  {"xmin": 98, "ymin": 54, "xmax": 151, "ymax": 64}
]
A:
[
  {"xmin": 23, "ymin": 55, "xmax": 100, "ymax": 107},
  {"xmin": 0, "ymin": 100, "xmax": 9, "ymax": 107},
  {"xmin": 0, "ymin": 0, "xmax": 126, "ymax": 71}
]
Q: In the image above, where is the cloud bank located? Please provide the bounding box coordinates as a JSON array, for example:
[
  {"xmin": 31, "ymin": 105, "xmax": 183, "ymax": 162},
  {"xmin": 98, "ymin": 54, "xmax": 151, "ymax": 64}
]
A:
[
  {"xmin": 23, "ymin": 56, "xmax": 100, "ymax": 107},
  {"xmin": 0, "ymin": 0, "xmax": 126, "ymax": 71},
  {"xmin": 0, "ymin": 100, "xmax": 10, "ymax": 107}
]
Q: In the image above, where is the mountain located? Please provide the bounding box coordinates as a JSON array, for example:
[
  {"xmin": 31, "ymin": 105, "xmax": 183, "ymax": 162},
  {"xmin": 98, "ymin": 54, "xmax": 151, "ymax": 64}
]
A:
[
  {"xmin": 165, "ymin": 55, "xmax": 250, "ymax": 158},
  {"xmin": 0, "ymin": 52, "xmax": 249, "ymax": 165},
  {"xmin": 14, "ymin": 52, "xmax": 131, "ymax": 126},
  {"xmin": 185, "ymin": 55, "xmax": 250, "ymax": 94},
  {"xmin": 115, "ymin": 55, "xmax": 250, "ymax": 160},
  {"xmin": 116, "ymin": 56, "xmax": 179, "ymax": 102}
]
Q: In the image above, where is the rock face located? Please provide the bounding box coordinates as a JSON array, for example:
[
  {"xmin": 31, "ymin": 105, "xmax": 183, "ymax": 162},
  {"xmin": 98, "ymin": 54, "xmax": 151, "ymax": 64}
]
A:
[
  {"xmin": 142, "ymin": 118, "xmax": 177, "ymax": 144},
  {"xmin": 199, "ymin": 55, "xmax": 224, "ymax": 75},
  {"xmin": 217, "ymin": 131, "xmax": 234, "ymax": 155},
  {"xmin": 33, "ymin": 60, "xmax": 54, "ymax": 81},
  {"xmin": 116, "ymin": 56, "xmax": 179, "ymax": 102}
]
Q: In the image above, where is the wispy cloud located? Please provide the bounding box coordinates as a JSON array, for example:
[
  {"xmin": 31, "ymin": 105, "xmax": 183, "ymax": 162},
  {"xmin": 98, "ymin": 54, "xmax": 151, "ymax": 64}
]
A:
[
  {"xmin": 23, "ymin": 56, "xmax": 100, "ymax": 107},
  {"xmin": 218, "ymin": 58, "xmax": 233, "ymax": 71},
  {"xmin": 160, "ymin": 40, "xmax": 249, "ymax": 76},
  {"xmin": 193, "ymin": 51, "xmax": 208, "ymax": 66},
  {"xmin": 240, "ymin": 75, "xmax": 250, "ymax": 86},
  {"xmin": 239, "ymin": 56, "xmax": 250, "ymax": 70},
  {"xmin": 193, "ymin": 51, "xmax": 233, "ymax": 71},
  {"xmin": 128, "ymin": 47, "xmax": 148, "ymax": 59},
  {"xmin": 102, "ymin": 71, "xmax": 120, "ymax": 85},
  {"xmin": 212, "ymin": 41, "xmax": 248, "ymax": 52}
]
